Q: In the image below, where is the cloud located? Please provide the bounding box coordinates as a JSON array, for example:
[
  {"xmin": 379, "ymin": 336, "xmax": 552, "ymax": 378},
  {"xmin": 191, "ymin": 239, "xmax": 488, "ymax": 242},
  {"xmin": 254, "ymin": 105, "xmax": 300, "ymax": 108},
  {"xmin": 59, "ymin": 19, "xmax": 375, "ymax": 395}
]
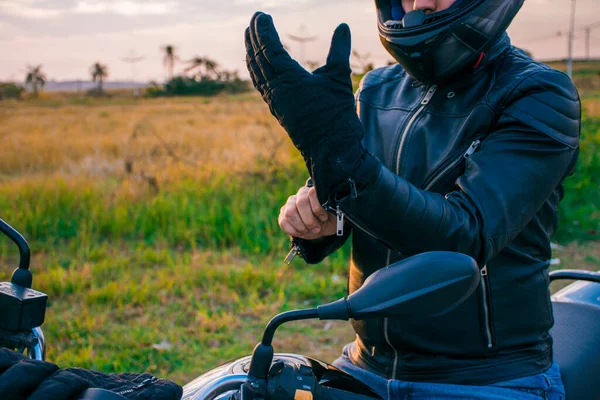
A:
[
  {"xmin": 0, "ymin": 0, "xmax": 179, "ymax": 18},
  {"xmin": 73, "ymin": 1, "xmax": 178, "ymax": 16},
  {"xmin": 1, "ymin": 0, "xmax": 63, "ymax": 19},
  {"xmin": 233, "ymin": 0, "xmax": 315, "ymax": 7}
]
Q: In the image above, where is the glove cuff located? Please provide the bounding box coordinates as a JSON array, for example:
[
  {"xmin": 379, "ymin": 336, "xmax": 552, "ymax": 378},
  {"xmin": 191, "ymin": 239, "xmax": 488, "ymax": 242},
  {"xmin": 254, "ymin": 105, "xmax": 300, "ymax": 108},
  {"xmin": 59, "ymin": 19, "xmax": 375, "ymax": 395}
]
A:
[{"xmin": 312, "ymin": 148, "xmax": 381, "ymax": 209}]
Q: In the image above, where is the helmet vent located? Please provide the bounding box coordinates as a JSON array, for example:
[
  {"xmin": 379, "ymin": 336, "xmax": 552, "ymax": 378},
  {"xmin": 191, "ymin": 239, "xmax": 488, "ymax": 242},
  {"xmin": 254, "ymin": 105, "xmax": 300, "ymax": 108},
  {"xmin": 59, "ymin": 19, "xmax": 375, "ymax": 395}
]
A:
[
  {"xmin": 423, "ymin": 13, "xmax": 447, "ymax": 24},
  {"xmin": 384, "ymin": 21, "xmax": 404, "ymax": 29}
]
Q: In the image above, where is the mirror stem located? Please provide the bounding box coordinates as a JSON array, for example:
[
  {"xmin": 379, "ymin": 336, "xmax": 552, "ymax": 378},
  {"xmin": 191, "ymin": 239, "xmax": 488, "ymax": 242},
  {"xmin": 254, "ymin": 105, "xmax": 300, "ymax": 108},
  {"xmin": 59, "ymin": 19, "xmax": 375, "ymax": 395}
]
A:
[
  {"xmin": 247, "ymin": 308, "xmax": 319, "ymax": 382},
  {"xmin": 260, "ymin": 308, "xmax": 318, "ymax": 346},
  {"xmin": 0, "ymin": 218, "xmax": 32, "ymax": 288}
]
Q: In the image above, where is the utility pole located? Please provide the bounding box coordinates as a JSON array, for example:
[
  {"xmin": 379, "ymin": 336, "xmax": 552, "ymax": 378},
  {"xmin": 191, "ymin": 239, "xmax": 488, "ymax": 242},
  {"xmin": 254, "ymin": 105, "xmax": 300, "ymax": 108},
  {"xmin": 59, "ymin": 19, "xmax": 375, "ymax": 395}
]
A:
[
  {"xmin": 585, "ymin": 27, "xmax": 591, "ymax": 60},
  {"xmin": 567, "ymin": 0, "xmax": 576, "ymax": 79},
  {"xmin": 288, "ymin": 25, "xmax": 317, "ymax": 68},
  {"xmin": 121, "ymin": 49, "xmax": 144, "ymax": 97}
]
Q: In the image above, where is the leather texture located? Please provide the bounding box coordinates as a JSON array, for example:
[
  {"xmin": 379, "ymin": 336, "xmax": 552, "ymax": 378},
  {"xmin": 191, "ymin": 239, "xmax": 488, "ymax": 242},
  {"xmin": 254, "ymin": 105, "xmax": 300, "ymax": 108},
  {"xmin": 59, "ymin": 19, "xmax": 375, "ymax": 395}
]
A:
[{"xmin": 297, "ymin": 34, "xmax": 581, "ymax": 385}]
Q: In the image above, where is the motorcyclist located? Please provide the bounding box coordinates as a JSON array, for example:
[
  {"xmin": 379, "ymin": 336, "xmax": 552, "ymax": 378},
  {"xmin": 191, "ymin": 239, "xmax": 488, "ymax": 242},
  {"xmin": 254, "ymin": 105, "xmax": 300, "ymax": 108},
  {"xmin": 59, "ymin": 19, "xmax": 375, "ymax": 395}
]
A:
[{"xmin": 245, "ymin": 0, "xmax": 580, "ymax": 398}]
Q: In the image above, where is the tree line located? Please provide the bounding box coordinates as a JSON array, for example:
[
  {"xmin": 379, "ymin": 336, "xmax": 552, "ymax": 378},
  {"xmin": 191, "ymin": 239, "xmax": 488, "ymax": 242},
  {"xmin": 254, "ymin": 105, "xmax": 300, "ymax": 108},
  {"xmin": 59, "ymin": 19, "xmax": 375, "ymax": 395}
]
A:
[
  {"xmin": 1, "ymin": 44, "xmax": 247, "ymax": 99},
  {"xmin": 1, "ymin": 44, "xmax": 382, "ymax": 100}
]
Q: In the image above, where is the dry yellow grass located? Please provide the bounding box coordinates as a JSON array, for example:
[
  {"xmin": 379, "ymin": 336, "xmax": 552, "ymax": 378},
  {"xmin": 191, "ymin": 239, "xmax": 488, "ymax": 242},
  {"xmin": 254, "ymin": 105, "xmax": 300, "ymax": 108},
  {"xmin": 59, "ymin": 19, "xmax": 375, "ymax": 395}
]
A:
[
  {"xmin": 584, "ymin": 97, "xmax": 600, "ymax": 117},
  {"xmin": 0, "ymin": 94, "xmax": 298, "ymax": 187}
]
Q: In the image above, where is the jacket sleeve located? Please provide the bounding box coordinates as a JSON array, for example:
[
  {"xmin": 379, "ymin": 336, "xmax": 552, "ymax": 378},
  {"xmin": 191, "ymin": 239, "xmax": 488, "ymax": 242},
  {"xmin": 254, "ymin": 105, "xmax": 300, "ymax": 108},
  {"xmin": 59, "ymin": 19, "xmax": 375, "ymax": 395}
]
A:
[
  {"xmin": 338, "ymin": 70, "xmax": 580, "ymax": 266},
  {"xmin": 292, "ymin": 230, "xmax": 351, "ymax": 264}
]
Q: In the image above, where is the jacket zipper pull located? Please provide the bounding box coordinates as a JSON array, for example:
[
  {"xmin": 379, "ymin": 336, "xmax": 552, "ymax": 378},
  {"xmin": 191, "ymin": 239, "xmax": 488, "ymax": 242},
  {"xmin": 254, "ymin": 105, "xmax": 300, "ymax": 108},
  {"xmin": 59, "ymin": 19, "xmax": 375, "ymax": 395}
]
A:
[
  {"xmin": 348, "ymin": 178, "xmax": 358, "ymax": 198},
  {"xmin": 421, "ymin": 84, "xmax": 438, "ymax": 105},
  {"xmin": 284, "ymin": 244, "xmax": 300, "ymax": 265},
  {"xmin": 115, "ymin": 376, "xmax": 159, "ymax": 396},
  {"xmin": 463, "ymin": 140, "xmax": 481, "ymax": 158},
  {"xmin": 337, "ymin": 205, "xmax": 345, "ymax": 236},
  {"xmin": 481, "ymin": 265, "xmax": 488, "ymax": 276},
  {"xmin": 134, "ymin": 376, "xmax": 158, "ymax": 390}
]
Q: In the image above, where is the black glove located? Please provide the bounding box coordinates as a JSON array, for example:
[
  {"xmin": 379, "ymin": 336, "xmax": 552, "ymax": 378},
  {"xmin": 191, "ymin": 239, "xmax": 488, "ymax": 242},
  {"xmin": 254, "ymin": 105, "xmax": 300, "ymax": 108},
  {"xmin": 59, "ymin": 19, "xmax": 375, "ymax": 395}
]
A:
[
  {"xmin": 244, "ymin": 12, "xmax": 380, "ymax": 207},
  {"xmin": 0, "ymin": 348, "xmax": 182, "ymax": 400}
]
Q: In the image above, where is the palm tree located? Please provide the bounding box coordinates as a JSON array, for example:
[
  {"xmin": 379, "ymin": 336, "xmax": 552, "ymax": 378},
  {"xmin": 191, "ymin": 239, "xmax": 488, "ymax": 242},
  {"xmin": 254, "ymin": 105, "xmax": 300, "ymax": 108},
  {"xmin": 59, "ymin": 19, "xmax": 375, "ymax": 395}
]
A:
[
  {"xmin": 90, "ymin": 62, "xmax": 108, "ymax": 93},
  {"xmin": 203, "ymin": 58, "xmax": 219, "ymax": 79},
  {"xmin": 185, "ymin": 56, "xmax": 220, "ymax": 80},
  {"xmin": 25, "ymin": 65, "xmax": 47, "ymax": 96},
  {"xmin": 161, "ymin": 44, "xmax": 178, "ymax": 81}
]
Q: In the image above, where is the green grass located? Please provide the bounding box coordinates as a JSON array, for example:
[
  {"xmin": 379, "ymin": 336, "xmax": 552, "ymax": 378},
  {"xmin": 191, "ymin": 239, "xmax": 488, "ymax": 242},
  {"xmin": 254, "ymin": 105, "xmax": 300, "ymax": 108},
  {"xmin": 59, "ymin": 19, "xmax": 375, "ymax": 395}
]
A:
[
  {"xmin": 0, "ymin": 169, "xmax": 305, "ymax": 255},
  {"xmin": 555, "ymin": 108, "xmax": 600, "ymax": 242}
]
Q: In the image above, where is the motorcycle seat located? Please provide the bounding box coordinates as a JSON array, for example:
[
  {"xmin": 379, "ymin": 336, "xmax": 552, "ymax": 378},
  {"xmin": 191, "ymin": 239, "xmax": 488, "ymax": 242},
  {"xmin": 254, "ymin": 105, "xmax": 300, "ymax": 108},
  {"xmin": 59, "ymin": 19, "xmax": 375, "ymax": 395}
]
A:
[{"xmin": 550, "ymin": 300, "xmax": 600, "ymax": 400}]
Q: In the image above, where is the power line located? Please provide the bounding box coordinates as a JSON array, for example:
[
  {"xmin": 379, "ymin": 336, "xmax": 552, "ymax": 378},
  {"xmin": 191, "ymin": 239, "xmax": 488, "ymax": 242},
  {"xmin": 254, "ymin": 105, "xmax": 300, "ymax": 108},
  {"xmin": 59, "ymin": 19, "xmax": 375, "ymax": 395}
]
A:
[
  {"xmin": 121, "ymin": 49, "xmax": 144, "ymax": 97},
  {"xmin": 288, "ymin": 25, "xmax": 317, "ymax": 68},
  {"xmin": 518, "ymin": 31, "xmax": 564, "ymax": 46},
  {"xmin": 517, "ymin": 20, "xmax": 600, "ymax": 45},
  {"xmin": 579, "ymin": 21, "xmax": 600, "ymax": 31},
  {"xmin": 567, "ymin": 0, "xmax": 576, "ymax": 77},
  {"xmin": 516, "ymin": 19, "xmax": 600, "ymax": 61}
]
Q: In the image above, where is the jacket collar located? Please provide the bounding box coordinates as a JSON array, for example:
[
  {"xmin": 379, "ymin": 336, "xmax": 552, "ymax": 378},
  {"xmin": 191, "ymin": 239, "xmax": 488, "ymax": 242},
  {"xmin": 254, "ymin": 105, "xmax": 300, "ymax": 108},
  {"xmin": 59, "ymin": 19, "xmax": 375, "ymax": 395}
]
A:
[{"xmin": 480, "ymin": 33, "xmax": 512, "ymax": 69}]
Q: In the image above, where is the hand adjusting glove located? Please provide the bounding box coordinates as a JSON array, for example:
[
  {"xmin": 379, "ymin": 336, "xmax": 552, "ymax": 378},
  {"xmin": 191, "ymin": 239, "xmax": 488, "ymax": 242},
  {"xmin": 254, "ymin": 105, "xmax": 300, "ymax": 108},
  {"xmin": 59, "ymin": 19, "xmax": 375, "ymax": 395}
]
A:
[{"xmin": 244, "ymin": 12, "xmax": 381, "ymax": 208}]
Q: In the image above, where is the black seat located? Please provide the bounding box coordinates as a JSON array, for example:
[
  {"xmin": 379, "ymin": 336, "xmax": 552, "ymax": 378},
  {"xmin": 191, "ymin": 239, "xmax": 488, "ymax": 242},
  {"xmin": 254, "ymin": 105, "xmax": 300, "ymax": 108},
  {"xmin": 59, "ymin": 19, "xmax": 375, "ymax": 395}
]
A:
[{"xmin": 550, "ymin": 301, "xmax": 600, "ymax": 400}]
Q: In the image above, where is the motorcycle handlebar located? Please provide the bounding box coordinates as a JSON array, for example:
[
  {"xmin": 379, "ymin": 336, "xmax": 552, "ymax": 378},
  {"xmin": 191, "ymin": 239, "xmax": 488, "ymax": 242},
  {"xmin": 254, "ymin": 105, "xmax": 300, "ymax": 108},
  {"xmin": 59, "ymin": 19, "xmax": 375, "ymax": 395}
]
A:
[{"xmin": 549, "ymin": 270, "xmax": 600, "ymax": 284}]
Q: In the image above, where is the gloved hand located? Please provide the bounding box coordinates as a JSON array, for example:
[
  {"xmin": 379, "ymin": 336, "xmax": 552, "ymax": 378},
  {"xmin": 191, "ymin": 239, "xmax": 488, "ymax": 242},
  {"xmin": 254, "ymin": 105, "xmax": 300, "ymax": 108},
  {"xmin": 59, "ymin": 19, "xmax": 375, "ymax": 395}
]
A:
[{"xmin": 244, "ymin": 12, "xmax": 381, "ymax": 207}]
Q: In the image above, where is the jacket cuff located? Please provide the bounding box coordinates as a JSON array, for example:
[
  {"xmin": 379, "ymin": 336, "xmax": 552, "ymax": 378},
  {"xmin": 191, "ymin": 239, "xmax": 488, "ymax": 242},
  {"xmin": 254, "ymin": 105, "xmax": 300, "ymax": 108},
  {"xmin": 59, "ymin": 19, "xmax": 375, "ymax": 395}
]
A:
[{"xmin": 292, "ymin": 231, "xmax": 350, "ymax": 264}]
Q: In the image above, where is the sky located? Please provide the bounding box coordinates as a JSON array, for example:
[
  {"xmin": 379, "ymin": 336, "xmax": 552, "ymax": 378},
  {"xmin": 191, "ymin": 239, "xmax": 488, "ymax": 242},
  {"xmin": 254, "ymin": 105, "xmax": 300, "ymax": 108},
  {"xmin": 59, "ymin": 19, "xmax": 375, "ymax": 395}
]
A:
[{"xmin": 1, "ymin": 0, "xmax": 599, "ymax": 82}]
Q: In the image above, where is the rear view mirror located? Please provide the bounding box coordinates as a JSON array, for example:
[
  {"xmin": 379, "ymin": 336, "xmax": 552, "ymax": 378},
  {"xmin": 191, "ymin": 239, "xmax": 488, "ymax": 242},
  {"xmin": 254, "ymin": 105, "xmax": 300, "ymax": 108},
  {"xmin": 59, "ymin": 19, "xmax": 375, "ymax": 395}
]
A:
[{"xmin": 318, "ymin": 251, "xmax": 480, "ymax": 320}]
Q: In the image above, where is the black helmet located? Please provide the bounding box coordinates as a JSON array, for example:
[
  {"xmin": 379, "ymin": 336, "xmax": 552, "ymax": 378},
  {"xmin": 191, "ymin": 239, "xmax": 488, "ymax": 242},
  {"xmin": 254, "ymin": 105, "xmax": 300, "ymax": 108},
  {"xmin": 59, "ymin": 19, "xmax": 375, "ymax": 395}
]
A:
[{"xmin": 375, "ymin": 0, "xmax": 524, "ymax": 84}]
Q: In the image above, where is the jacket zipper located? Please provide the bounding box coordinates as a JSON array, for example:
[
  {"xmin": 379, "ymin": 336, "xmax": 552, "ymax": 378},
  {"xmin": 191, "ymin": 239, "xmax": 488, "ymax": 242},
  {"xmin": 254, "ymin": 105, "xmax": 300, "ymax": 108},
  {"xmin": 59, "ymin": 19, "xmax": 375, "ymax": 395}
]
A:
[
  {"xmin": 480, "ymin": 265, "xmax": 494, "ymax": 348},
  {"xmin": 383, "ymin": 318, "xmax": 398, "ymax": 379},
  {"xmin": 387, "ymin": 139, "xmax": 481, "ymax": 264},
  {"xmin": 327, "ymin": 204, "xmax": 400, "ymax": 379},
  {"xmin": 422, "ymin": 139, "xmax": 481, "ymax": 191},
  {"xmin": 394, "ymin": 85, "xmax": 438, "ymax": 174},
  {"xmin": 384, "ymin": 85, "xmax": 438, "ymax": 267},
  {"xmin": 114, "ymin": 376, "xmax": 159, "ymax": 396},
  {"xmin": 382, "ymin": 84, "xmax": 438, "ymax": 377},
  {"xmin": 326, "ymin": 205, "xmax": 387, "ymax": 246}
]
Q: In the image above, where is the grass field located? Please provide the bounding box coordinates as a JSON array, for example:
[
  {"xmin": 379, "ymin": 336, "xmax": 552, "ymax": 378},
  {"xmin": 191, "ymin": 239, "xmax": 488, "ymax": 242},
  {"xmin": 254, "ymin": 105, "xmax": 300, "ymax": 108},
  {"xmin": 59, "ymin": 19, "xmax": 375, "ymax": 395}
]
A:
[{"xmin": 0, "ymin": 78, "xmax": 599, "ymax": 384}]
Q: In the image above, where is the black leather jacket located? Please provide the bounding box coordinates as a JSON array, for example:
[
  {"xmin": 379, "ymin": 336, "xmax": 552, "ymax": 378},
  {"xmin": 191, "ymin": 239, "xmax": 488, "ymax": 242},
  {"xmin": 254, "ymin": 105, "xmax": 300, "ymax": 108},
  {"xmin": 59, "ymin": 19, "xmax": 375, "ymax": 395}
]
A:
[{"xmin": 295, "ymin": 35, "xmax": 581, "ymax": 385}]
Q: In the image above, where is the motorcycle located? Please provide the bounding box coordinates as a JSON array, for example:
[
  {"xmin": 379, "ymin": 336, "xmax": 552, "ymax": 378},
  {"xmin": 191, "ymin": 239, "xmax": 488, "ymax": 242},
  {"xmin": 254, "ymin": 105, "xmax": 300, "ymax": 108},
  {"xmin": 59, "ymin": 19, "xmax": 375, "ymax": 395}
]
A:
[{"xmin": 1, "ymin": 217, "xmax": 599, "ymax": 400}]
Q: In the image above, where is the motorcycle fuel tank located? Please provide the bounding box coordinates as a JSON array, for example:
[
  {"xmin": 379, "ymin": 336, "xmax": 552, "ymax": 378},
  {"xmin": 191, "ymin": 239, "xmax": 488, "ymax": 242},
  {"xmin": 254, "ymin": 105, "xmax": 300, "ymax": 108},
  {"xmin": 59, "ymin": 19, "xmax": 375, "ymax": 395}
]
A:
[{"xmin": 182, "ymin": 353, "xmax": 382, "ymax": 400}]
